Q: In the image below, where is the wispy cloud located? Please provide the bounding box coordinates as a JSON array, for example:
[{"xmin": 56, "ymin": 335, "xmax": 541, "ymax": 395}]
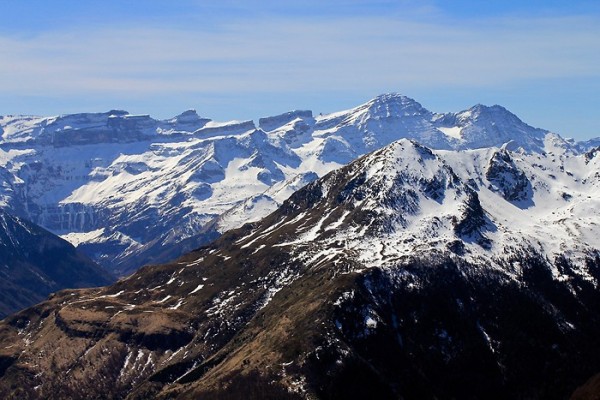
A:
[{"xmin": 1, "ymin": 13, "xmax": 598, "ymax": 97}]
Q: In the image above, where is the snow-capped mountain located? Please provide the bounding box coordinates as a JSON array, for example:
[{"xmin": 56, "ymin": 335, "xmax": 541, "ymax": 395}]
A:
[
  {"xmin": 0, "ymin": 94, "xmax": 584, "ymax": 274},
  {"xmin": 575, "ymin": 137, "xmax": 600, "ymax": 153},
  {"xmin": 1, "ymin": 138, "xmax": 600, "ymax": 399},
  {"xmin": 0, "ymin": 210, "xmax": 113, "ymax": 318}
]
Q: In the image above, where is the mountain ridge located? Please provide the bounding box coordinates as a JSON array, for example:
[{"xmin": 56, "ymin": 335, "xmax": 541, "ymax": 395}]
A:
[
  {"xmin": 0, "ymin": 93, "xmax": 594, "ymax": 275},
  {"xmin": 0, "ymin": 209, "xmax": 114, "ymax": 318},
  {"xmin": 1, "ymin": 137, "xmax": 600, "ymax": 398}
]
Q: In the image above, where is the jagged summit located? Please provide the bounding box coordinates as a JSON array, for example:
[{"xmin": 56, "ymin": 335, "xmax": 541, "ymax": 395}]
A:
[
  {"xmin": 432, "ymin": 102, "xmax": 553, "ymax": 152},
  {"xmin": 2, "ymin": 138, "xmax": 600, "ymax": 398},
  {"xmin": 333, "ymin": 93, "xmax": 432, "ymax": 126},
  {"xmin": 458, "ymin": 103, "xmax": 539, "ymax": 134},
  {"xmin": 174, "ymin": 109, "xmax": 199, "ymax": 118},
  {"xmin": 266, "ymin": 139, "xmax": 489, "ymax": 255},
  {"xmin": 0, "ymin": 94, "xmax": 591, "ymax": 274},
  {"xmin": 169, "ymin": 109, "xmax": 207, "ymax": 124},
  {"xmin": 365, "ymin": 93, "xmax": 430, "ymax": 114}
]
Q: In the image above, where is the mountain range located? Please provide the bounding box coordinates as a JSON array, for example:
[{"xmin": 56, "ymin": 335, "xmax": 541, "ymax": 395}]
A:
[
  {"xmin": 1, "ymin": 93, "xmax": 591, "ymax": 276},
  {"xmin": 1, "ymin": 130, "xmax": 600, "ymax": 398}
]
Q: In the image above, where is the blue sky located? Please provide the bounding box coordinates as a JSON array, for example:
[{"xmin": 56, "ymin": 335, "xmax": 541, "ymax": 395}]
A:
[{"xmin": 1, "ymin": 1, "xmax": 598, "ymax": 139}]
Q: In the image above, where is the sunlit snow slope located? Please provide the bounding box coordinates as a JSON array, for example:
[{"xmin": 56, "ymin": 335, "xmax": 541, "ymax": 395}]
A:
[
  {"xmin": 2, "ymin": 138, "xmax": 600, "ymax": 399},
  {"xmin": 0, "ymin": 94, "xmax": 592, "ymax": 274}
]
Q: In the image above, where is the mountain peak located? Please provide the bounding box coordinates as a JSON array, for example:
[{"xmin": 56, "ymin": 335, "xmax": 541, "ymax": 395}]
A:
[
  {"xmin": 2, "ymin": 130, "xmax": 600, "ymax": 399},
  {"xmin": 174, "ymin": 109, "xmax": 200, "ymax": 119},
  {"xmin": 0, "ymin": 94, "xmax": 583, "ymax": 274},
  {"xmin": 107, "ymin": 109, "xmax": 129, "ymax": 117},
  {"xmin": 464, "ymin": 103, "xmax": 517, "ymax": 120},
  {"xmin": 370, "ymin": 92, "xmax": 413, "ymax": 102},
  {"xmin": 279, "ymin": 138, "xmax": 481, "ymax": 244},
  {"xmin": 168, "ymin": 109, "xmax": 210, "ymax": 127},
  {"xmin": 365, "ymin": 93, "xmax": 428, "ymax": 115},
  {"xmin": 337, "ymin": 94, "xmax": 432, "ymax": 132},
  {"xmin": 440, "ymin": 102, "xmax": 550, "ymax": 152}
]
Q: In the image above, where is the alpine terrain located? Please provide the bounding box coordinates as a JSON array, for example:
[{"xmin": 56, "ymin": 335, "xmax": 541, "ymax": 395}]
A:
[
  {"xmin": 1, "ymin": 136, "xmax": 600, "ymax": 399},
  {"xmin": 0, "ymin": 94, "xmax": 589, "ymax": 275},
  {"xmin": 0, "ymin": 210, "xmax": 113, "ymax": 319}
]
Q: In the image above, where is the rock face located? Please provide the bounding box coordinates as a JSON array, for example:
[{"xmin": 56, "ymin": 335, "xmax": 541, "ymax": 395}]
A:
[
  {"xmin": 1, "ymin": 139, "xmax": 600, "ymax": 399},
  {"xmin": 0, "ymin": 210, "xmax": 113, "ymax": 319},
  {"xmin": 258, "ymin": 110, "xmax": 314, "ymax": 132},
  {"xmin": 0, "ymin": 94, "xmax": 585, "ymax": 275},
  {"xmin": 485, "ymin": 148, "xmax": 533, "ymax": 203}
]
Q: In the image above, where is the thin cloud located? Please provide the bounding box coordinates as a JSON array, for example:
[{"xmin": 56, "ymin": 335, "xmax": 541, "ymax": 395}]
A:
[{"xmin": 0, "ymin": 12, "xmax": 598, "ymax": 124}]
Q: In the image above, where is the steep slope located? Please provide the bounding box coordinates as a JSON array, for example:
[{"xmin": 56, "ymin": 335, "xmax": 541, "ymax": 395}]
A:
[
  {"xmin": 432, "ymin": 103, "xmax": 551, "ymax": 152},
  {"xmin": 0, "ymin": 95, "xmax": 580, "ymax": 275},
  {"xmin": 575, "ymin": 138, "xmax": 600, "ymax": 153},
  {"xmin": 1, "ymin": 140, "xmax": 600, "ymax": 399},
  {"xmin": 0, "ymin": 210, "xmax": 113, "ymax": 319},
  {"xmin": 0, "ymin": 114, "xmax": 293, "ymax": 275}
]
